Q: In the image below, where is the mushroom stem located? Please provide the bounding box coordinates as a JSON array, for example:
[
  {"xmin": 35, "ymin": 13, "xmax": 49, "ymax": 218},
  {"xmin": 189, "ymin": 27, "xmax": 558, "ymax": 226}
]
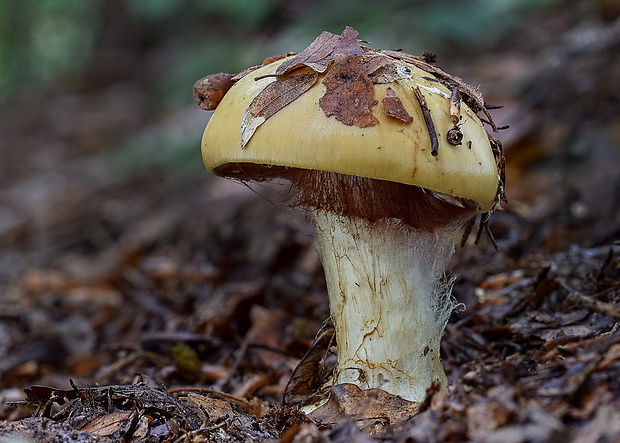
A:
[{"xmin": 311, "ymin": 210, "xmax": 459, "ymax": 402}]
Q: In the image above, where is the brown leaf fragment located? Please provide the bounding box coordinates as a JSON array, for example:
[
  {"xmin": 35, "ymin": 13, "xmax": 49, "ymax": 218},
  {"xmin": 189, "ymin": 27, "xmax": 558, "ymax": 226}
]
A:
[
  {"xmin": 193, "ymin": 73, "xmax": 235, "ymax": 111},
  {"xmin": 80, "ymin": 412, "xmax": 132, "ymax": 436},
  {"xmin": 186, "ymin": 393, "xmax": 234, "ymax": 420},
  {"xmin": 283, "ymin": 319, "xmax": 335, "ymax": 407},
  {"xmin": 308, "ymin": 383, "xmax": 422, "ymax": 426},
  {"xmin": 413, "ymin": 86, "xmax": 439, "ymax": 156},
  {"xmin": 262, "ymin": 52, "xmax": 296, "ymax": 65},
  {"xmin": 231, "ymin": 65, "xmax": 261, "ymax": 81},
  {"xmin": 363, "ymin": 54, "xmax": 393, "ymax": 76},
  {"xmin": 275, "ymin": 26, "xmax": 363, "ymax": 77},
  {"xmin": 241, "ymin": 68, "xmax": 318, "ymax": 148},
  {"xmin": 319, "ymin": 54, "xmax": 379, "ymax": 127},
  {"xmin": 382, "ymin": 87, "xmax": 413, "ymax": 124}
]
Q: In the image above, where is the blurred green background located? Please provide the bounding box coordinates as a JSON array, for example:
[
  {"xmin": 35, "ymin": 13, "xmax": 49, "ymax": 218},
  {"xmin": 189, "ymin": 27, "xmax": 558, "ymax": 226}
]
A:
[{"xmin": 0, "ymin": 0, "xmax": 571, "ymax": 107}]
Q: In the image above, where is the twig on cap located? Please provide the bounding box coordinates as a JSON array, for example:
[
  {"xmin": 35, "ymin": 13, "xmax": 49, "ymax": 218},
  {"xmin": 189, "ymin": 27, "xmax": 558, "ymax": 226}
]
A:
[{"xmin": 414, "ymin": 86, "xmax": 439, "ymax": 157}]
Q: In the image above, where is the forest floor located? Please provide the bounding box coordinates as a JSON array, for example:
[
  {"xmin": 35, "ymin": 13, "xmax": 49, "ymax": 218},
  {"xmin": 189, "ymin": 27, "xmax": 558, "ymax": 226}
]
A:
[{"xmin": 1, "ymin": 7, "xmax": 620, "ymax": 443}]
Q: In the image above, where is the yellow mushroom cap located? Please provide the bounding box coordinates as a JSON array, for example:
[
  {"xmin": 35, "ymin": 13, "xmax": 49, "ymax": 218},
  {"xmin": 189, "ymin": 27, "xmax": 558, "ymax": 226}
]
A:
[{"xmin": 202, "ymin": 56, "xmax": 500, "ymax": 212}]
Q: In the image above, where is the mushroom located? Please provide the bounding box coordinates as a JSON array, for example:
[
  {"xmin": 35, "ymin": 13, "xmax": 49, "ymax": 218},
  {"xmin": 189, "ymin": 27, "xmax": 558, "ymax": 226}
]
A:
[{"xmin": 195, "ymin": 27, "xmax": 505, "ymax": 403}]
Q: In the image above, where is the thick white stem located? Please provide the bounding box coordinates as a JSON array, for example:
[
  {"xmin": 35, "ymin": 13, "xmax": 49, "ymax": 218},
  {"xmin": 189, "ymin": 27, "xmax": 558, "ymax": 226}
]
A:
[{"xmin": 312, "ymin": 210, "xmax": 458, "ymax": 402}]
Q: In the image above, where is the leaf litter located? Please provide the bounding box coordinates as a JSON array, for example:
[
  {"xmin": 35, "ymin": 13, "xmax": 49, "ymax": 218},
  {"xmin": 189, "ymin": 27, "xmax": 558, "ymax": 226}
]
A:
[{"xmin": 2, "ymin": 17, "xmax": 620, "ymax": 443}]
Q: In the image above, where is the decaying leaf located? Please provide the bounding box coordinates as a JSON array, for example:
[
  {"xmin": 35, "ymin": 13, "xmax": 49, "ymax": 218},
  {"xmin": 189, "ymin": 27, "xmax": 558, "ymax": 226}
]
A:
[
  {"xmin": 193, "ymin": 73, "xmax": 235, "ymax": 111},
  {"xmin": 382, "ymin": 87, "xmax": 413, "ymax": 124},
  {"xmin": 241, "ymin": 69, "xmax": 318, "ymax": 148},
  {"xmin": 186, "ymin": 393, "xmax": 234, "ymax": 420},
  {"xmin": 283, "ymin": 319, "xmax": 335, "ymax": 407},
  {"xmin": 275, "ymin": 26, "xmax": 363, "ymax": 76},
  {"xmin": 308, "ymin": 383, "xmax": 422, "ymax": 426},
  {"xmin": 319, "ymin": 54, "xmax": 379, "ymax": 127},
  {"xmin": 79, "ymin": 412, "xmax": 131, "ymax": 436}
]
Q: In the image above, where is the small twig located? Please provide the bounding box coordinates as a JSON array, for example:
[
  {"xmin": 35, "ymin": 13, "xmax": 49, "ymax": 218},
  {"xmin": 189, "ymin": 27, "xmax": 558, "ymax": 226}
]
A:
[
  {"xmin": 449, "ymin": 86, "xmax": 460, "ymax": 126},
  {"xmin": 90, "ymin": 350, "xmax": 171, "ymax": 385},
  {"xmin": 414, "ymin": 86, "xmax": 439, "ymax": 156},
  {"xmin": 213, "ymin": 335, "xmax": 251, "ymax": 391},
  {"xmin": 460, "ymin": 216, "xmax": 476, "ymax": 248},
  {"xmin": 558, "ymin": 280, "xmax": 620, "ymax": 319},
  {"xmin": 472, "ymin": 212, "xmax": 499, "ymax": 251},
  {"xmin": 168, "ymin": 386, "xmax": 251, "ymax": 410}
]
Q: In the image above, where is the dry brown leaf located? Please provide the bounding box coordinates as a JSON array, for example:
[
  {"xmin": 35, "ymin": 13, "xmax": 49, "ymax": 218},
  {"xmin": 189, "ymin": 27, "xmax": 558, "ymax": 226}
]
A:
[
  {"xmin": 275, "ymin": 26, "xmax": 363, "ymax": 76},
  {"xmin": 186, "ymin": 393, "xmax": 234, "ymax": 420},
  {"xmin": 241, "ymin": 69, "xmax": 318, "ymax": 147},
  {"xmin": 319, "ymin": 54, "xmax": 378, "ymax": 127},
  {"xmin": 309, "ymin": 383, "xmax": 422, "ymax": 426},
  {"xmin": 382, "ymin": 87, "xmax": 413, "ymax": 124},
  {"xmin": 362, "ymin": 54, "xmax": 393, "ymax": 77},
  {"xmin": 279, "ymin": 422, "xmax": 321, "ymax": 443},
  {"xmin": 284, "ymin": 320, "xmax": 335, "ymax": 407},
  {"xmin": 79, "ymin": 412, "xmax": 131, "ymax": 436}
]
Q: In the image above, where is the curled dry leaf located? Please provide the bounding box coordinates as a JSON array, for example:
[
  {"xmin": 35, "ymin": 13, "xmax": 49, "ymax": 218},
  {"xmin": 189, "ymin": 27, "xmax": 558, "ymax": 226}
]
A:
[
  {"xmin": 308, "ymin": 383, "xmax": 422, "ymax": 426},
  {"xmin": 186, "ymin": 393, "xmax": 234, "ymax": 420},
  {"xmin": 283, "ymin": 319, "xmax": 335, "ymax": 408},
  {"xmin": 382, "ymin": 87, "xmax": 413, "ymax": 124},
  {"xmin": 275, "ymin": 26, "xmax": 363, "ymax": 76},
  {"xmin": 319, "ymin": 54, "xmax": 379, "ymax": 127},
  {"xmin": 193, "ymin": 73, "xmax": 235, "ymax": 111},
  {"xmin": 79, "ymin": 412, "xmax": 132, "ymax": 436},
  {"xmin": 241, "ymin": 69, "xmax": 318, "ymax": 148}
]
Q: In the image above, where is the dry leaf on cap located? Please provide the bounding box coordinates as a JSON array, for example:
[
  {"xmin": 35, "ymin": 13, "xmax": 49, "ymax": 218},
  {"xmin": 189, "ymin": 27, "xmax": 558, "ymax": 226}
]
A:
[
  {"xmin": 275, "ymin": 26, "xmax": 363, "ymax": 76},
  {"xmin": 382, "ymin": 87, "xmax": 413, "ymax": 124},
  {"xmin": 241, "ymin": 69, "xmax": 318, "ymax": 147},
  {"xmin": 319, "ymin": 54, "xmax": 378, "ymax": 127}
]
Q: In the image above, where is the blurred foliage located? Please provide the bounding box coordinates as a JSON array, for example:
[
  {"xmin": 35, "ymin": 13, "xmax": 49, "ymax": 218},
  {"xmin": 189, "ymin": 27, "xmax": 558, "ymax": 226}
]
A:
[
  {"xmin": 0, "ymin": 0, "xmax": 614, "ymax": 179},
  {"xmin": 0, "ymin": 0, "xmax": 585, "ymax": 108},
  {"xmin": 0, "ymin": 0, "xmax": 100, "ymax": 103}
]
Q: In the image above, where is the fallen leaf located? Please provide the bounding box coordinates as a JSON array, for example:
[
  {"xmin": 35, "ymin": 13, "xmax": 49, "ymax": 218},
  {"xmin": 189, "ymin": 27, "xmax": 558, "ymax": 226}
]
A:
[
  {"xmin": 319, "ymin": 54, "xmax": 378, "ymax": 127},
  {"xmin": 309, "ymin": 383, "xmax": 422, "ymax": 426},
  {"xmin": 241, "ymin": 68, "xmax": 318, "ymax": 147},
  {"xmin": 275, "ymin": 26, "xmax": 363, "ymax": 77},
  {"xmin": 284, "ymin": 319, "xmax": 335, "ymax": 407},
  {"xmin": 79, "ymin": 412, "xmax": 131, "ymax": 436},
  {"xmin": 186, "ymin": 393, "xmax": 233, "ymax": 420},
  {"xmin": 382, "ymin": 87, "xmax": 413, "ymax": 124}
]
